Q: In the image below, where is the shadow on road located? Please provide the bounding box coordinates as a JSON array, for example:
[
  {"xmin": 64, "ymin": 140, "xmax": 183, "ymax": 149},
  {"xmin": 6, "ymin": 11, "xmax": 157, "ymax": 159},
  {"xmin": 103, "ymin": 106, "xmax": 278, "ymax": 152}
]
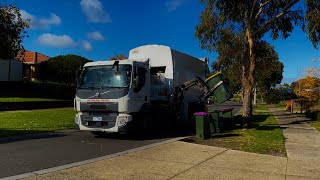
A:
[
  {"xmin": 0, "ymin": 130, "xmax": 70, "ymax": 144},
  {"xmin": 94, "ymin": 128, "xmax": 193, "ymax": 141}
]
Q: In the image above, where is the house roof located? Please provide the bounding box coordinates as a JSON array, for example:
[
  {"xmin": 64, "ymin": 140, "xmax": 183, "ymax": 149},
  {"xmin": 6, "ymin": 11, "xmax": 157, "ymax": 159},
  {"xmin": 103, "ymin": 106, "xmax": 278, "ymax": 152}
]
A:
[{"xmin": 16, "ymin": 50, "xmax": 50, "ymax": 64}]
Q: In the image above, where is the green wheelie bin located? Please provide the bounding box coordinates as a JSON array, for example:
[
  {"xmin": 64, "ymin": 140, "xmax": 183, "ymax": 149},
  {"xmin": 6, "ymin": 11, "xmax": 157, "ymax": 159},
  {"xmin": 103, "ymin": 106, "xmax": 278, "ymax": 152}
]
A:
[
  {"xmin": 208, "ymin": 110, "xmax": 221, "ymax": 134},
  {"xmin": 194, "ymin": 112, "xmax": 211, "ymax": 139},
  {"xmin": 206, "ymin": 72, "xmax": 233, "ymax": 104}
]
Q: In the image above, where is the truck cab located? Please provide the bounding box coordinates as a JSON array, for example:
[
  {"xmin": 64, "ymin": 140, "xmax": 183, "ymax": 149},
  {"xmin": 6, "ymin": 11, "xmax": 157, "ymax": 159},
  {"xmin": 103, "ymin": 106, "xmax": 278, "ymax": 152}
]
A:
[{"xmin": 74, "ymin": 59, "xmax": 150, "ymax": 133}]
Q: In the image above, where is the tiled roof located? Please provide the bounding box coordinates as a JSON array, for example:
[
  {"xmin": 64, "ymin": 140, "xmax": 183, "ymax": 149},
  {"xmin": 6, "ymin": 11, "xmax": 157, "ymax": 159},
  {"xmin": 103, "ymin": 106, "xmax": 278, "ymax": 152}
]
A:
[{"xmin": 16, "ymin": 50, "xmax": 50, "ymax": 64}]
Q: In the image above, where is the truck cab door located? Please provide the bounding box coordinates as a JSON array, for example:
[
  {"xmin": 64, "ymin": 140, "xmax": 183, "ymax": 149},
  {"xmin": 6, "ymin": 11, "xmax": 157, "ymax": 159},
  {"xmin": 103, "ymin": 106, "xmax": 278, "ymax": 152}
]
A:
[{"xmin": 132, "ymin": 63, "xmax": 150, "ymax": 108}]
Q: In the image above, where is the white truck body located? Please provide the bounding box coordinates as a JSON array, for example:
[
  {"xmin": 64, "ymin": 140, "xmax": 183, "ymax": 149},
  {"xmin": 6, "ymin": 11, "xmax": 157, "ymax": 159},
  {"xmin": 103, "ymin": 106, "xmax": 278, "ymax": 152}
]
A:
[
  {"xmin": 129, "ymin": 45, "xmax": 208, "ymax": 101},
  {"xmin": 75, "ymin": 45, "xmax": 209, "ymax": 133}
]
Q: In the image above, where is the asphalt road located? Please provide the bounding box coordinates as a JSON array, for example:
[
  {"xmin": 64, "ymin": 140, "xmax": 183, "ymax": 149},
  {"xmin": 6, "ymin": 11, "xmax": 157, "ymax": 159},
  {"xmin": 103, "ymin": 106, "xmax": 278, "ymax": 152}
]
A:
[
  {"xmin": 0, "ymin": 101, "xmax": 242, "ymax": 178},
  {"xmin": 0, "ymin": 129, "xmax": 185, "ymax": 178}
]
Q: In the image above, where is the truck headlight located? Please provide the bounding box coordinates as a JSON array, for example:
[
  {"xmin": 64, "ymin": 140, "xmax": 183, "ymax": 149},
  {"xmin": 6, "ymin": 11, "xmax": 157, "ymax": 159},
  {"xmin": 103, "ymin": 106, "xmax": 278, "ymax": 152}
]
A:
[{"xmin": 118, "ymin": 116, "xmax": 128, "ymax": 126}]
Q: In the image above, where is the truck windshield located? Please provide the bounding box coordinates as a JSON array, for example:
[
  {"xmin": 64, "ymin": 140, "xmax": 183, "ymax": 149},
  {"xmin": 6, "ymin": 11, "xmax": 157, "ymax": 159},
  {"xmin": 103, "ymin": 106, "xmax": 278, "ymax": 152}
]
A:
[{"xmin": 79, "ymin": 65, "xmax": 132, "ymax": 89}]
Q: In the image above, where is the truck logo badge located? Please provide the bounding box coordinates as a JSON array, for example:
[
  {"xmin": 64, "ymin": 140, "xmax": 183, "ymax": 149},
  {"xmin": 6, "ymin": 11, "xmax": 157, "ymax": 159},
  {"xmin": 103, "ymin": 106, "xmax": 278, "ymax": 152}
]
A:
[{"xmin": 96, "ymin": 92, "xmax": 101, "ymax": 98}]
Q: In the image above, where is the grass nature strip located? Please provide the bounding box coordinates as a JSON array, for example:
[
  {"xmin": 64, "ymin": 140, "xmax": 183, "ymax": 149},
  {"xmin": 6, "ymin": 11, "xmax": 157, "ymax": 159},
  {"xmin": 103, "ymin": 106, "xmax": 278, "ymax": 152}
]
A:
[
  {"xmin": 308, "ymin": 121, "xmax": 320, "ymax": 132},
  {"xmin": 0, "ymin": 97, "xmax": 62, "ymax": 102},
  {"xmin": 0, "ymin": 108, "xmax": 76, "ymax": 137},
  {"xmin": 184, "ymin": 105, "xmax": 286, "ymax": 157}
]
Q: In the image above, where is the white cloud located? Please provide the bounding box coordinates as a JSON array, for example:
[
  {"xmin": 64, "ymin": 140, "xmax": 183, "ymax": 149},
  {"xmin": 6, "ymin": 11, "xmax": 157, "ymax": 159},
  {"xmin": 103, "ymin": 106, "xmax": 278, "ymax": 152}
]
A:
[
  {"xmin": 39, "ymin": 14, "xmax": 61, "ymax": 27},
  {"xmin": 38, "ymin": 33, "xmax": 75, "ymax": 48},
  {"xmin": 80, "ymin": 0, "xmax": 111, "ymax": 23},
  {"xmin": 165, "ymin": 0, "xmax": 185, "ymax": 12},
  {"xmin": 87, "ymin": 31, "xmax": 105, "ymax": 41},
  {"xmin": 20, "ymin": 10, "xmax": 61, "ymax": 29},
  {"xmin": 82, "ymin": 40, "xmax": 92, "ymax": 51},
  {"xmin": 20, "ymin": 10, "xmax": 36, "ymax": 22}
]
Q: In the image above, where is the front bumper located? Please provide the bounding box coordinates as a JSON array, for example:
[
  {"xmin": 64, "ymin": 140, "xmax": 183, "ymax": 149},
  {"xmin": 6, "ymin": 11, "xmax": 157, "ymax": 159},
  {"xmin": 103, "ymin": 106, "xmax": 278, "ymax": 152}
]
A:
[{"xmin": 75, "ymin": 113, "xmax": 132, "ymax": 133}]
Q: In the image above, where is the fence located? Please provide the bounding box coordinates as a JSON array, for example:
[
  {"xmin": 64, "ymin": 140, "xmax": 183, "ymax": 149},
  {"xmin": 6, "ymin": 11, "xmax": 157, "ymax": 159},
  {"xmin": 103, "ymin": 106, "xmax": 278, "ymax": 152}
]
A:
[{"xmin": 0, "ymin": 58, "xmax": 23, "ymax": 81}]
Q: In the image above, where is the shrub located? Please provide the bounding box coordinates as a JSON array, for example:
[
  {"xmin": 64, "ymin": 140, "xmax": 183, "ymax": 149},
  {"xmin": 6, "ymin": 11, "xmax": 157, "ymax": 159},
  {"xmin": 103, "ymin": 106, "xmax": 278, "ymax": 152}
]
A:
[
  {"xmin": 37, "ymin": 54, "xmax": 91, "ymax": 86},
  {"xmin": 265, "ymin": 90, "xmax": 281, "ymax": 104},
  {"xmin": 305, "ymin": 110, "xmax": 320, "ymax": 120}
]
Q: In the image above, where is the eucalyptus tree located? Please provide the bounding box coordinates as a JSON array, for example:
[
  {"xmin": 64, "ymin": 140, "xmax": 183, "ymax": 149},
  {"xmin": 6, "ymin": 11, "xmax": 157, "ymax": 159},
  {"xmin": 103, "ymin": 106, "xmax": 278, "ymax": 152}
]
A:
[
  {"xmin": 196, "ymin": 0, "xmax": 320, "ymax": 121},
  {"xmin": 212, "ymin": 29, "xmax": 283, "ymax": 93}
]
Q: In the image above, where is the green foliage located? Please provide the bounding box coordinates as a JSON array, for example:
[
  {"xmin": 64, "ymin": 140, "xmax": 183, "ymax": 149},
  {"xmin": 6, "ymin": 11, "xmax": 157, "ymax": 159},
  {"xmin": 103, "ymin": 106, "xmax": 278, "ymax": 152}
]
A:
[
  {"xmin": 263, "ymin": 88, "xmax": 296, "ymax": 104},
  {"xmin": 0, "ymin": 97, "xmax": 61, "ymax": 102},
  {"xmin": 212, "ymin": 29, "xmax": 284, "ymax": 92},
  {"xmin": 283, "ymin": 83, "xmax": 291, "ymax": 88},
  {"xmin": 308, "ymin": 119, "xmax": 320, "ymax": 132},
  {"xmin": 305, "ymin": 0, "xmax": 320, "ymax": 47},
  {"xmin": 195, "ymin": 0, "xmax": 320, "ymax": 117},
  {"xmin": 0, "ymin": 3, "xmax": 29, "ymax": 59},
  {"xmin": 195, "ymin": 0, "xmax": 313, "ymax": 51},
  {"xmin": 37, "ymin": 54, "xmax": 91, "ymax": 86},
  {"xmin": 305, "ymin": 110, "xmax": 320, "ymax": 120},
  {"xmin": 265, "ymin": 90, "xmax": 281, "ymax": 104}
]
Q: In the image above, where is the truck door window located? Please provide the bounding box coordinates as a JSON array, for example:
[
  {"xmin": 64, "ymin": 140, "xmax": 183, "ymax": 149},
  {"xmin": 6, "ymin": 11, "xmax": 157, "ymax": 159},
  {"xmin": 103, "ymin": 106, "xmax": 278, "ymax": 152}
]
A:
[{"xmin": 134, "ymin": 67, "xmax": 146, "ymax": 92}]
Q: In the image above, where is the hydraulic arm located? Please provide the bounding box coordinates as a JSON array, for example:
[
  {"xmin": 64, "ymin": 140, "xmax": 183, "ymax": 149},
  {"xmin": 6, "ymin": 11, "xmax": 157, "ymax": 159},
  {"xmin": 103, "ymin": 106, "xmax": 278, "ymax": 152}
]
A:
[{"xmin": 171, "ymin": 72, "xmax": 228, "ymax": 114}]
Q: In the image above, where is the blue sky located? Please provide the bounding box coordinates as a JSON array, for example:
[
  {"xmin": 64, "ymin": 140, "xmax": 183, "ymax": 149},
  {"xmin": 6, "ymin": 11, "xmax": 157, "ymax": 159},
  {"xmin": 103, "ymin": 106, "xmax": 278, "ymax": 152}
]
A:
[{"xmin": 10, "ymin": 0, "xmax": 320, "ymax": 84}]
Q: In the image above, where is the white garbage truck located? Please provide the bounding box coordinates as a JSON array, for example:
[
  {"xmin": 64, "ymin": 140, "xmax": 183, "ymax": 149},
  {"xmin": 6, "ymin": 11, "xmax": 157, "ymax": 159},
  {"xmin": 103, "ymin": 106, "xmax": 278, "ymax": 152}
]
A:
[{"xmin": 74, "ymin": 45, "xmax": 230, "ymax": 134}]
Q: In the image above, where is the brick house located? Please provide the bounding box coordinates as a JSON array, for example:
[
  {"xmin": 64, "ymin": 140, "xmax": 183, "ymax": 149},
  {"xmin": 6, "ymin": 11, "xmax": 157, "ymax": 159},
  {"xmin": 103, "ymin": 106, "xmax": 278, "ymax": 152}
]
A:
[{"xmin": 16, "ymin": 50, "xmax": 50, "ymax": 80}]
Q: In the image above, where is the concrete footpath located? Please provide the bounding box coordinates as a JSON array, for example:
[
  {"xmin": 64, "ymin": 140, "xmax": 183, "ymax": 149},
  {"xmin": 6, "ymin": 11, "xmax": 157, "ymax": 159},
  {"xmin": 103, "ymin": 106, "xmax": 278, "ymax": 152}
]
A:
[
  {"xmin": 15, "ymin": 140, "xmax": 318, "ymax": 180},
  {"xmin": 21, "ymin": 141, "xmax": 290, "ymax": 180},
  {"xmin": 270, "ymin": 108, "xmax": 320, "ymax": 179}
]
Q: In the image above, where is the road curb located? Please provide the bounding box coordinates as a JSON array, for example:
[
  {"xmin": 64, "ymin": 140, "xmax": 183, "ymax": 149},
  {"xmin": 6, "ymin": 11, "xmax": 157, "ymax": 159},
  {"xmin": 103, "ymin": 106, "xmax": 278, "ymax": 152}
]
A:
[{"xmin": 1, "ymin": 136, "xmax": 186, "ymax": 180}]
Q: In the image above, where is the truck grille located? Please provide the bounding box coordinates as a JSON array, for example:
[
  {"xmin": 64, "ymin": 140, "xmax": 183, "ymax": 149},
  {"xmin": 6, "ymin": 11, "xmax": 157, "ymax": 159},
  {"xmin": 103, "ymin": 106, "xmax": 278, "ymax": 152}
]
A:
[
  {"xmin": 90, "ymin": 104, "xmax": 106, "ymax": 110},
  {"xmin": 80, "ymin": 102, "xmax": 118, "ymax": 112}
]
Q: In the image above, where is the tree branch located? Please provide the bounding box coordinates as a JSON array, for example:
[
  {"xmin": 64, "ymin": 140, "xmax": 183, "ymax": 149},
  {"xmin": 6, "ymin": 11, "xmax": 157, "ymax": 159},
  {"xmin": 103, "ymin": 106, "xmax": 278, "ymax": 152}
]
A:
[
  {"xmin": 252, "ymin": 6, "xmax": 263, "ymax": 26},
  {"xmin": 260, "ymin": 0, "xmax": 273, "ymax": 9},
  {"xmin": 250, "ymin": 0, "xmax": 273, "ymax": 28},
  {"xmin": 250, "ymin": 0, "xmax": 258, "ymax": 20},
  {"xmin": 254, "ymin": 0, "xmax": 299, "ymax": 36}
]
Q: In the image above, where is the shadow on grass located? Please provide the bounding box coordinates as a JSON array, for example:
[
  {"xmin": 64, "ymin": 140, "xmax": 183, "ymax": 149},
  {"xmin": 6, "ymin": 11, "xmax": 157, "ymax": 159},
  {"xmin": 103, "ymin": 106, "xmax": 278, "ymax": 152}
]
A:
[
  {"xmin": 0, "ymin": 129, "xmax": 68, "ymax": 144},
  {"xmin": 0, "ymin": 101, "xmax": 73, "ymax": 111},
  {"xmin": 255, "ymin": 125, "xmax": 280, "ymax": 130},
  {"xmin": 225, "ymin": 114, "xmax": 278, "ymax": 131}
]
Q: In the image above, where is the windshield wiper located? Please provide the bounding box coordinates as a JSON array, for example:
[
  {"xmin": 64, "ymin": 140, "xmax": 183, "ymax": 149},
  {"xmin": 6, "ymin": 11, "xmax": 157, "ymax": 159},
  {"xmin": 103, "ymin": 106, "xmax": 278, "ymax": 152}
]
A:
[{"xmin": 79, "ymin": 86, "xmax": 128, "ymax": 89}]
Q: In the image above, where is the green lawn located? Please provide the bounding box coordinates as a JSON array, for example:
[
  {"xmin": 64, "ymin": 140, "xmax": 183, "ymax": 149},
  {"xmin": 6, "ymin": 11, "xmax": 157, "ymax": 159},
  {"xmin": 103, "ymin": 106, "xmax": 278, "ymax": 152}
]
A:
[
  {"xmin": 308, "ymin": 121, "xmax": 320, "ymax": 131},
  {"xmin": 0, "ymin": 108, "xmax": 76, "ymax": 137},
  {"xmin": 254, "ymin": 105, "xmax": 269, "ymax": 111},
  {"xmin": 0, "ymin": 97, "xmax": 62, "ymax": 102},
  {"xmin": 183, "ymin": 106, "xmax": 286, "ymax": 156}
]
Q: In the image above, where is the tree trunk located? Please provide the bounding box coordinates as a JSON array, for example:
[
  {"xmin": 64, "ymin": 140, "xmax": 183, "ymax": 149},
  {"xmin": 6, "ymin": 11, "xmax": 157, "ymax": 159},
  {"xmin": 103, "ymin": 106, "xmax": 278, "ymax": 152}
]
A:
[{"xmin": 242, "ymin": 28, "xmax": 256, "ymax": 122}]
